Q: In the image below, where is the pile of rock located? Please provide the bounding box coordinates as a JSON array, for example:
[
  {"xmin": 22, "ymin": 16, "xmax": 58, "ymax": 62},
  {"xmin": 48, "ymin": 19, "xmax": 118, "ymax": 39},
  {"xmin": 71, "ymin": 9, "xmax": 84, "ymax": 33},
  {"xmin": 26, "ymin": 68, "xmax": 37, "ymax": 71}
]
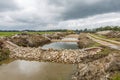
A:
[
  {"xmin": 97, "ymin": 30, "xmax": 120, "ymax": 38},
  {"xmin": 72, "ymin": 52, "xmax": 120, "ymax": 80},
  {"xmin": 105, "ymin": 31, "xmax": 120, "ymax": 38},
  {"xmin": 9, "ymin": 33, "xmax": 51, "ymax": 47},
  {"xmin": 4, "ymin": 40, "xmax": 102, "ymax": 64},
  {"xmin": 6, "ymin": 41, "xmax": 102, "ymax": 64},
  {"xmin": 77, "ymin": 33, "xmax": 95, "ymax": 48},
  {"xmin": 96, "ymin": 30, "xmax": 112, "ymax": 35}
]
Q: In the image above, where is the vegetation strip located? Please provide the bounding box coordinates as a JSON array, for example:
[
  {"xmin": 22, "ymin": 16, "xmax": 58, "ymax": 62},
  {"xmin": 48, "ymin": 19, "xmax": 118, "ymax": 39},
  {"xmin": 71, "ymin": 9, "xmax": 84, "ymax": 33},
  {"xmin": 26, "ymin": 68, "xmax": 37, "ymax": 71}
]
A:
[{"xmin": 88, "ymin": 33, "xmax": 120, "ymax": 45}]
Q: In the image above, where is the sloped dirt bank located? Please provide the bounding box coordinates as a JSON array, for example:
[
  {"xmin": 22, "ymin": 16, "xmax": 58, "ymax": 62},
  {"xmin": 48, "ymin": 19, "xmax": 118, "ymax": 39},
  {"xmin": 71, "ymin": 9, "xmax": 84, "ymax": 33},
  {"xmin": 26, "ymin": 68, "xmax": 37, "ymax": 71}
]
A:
[
  {"xmin": 42, "ymin": 32, "xmax": 70, "ymax": 39},
  {"xmin": 72, "ymin": 50, "xmax": 120, "ymax": 80},
  {"xmin": 0, "ymin": 39, "xmax": 10, "ymax": 61},
  {"xmin": 8, "ymin": 32, "xmax": 70, "ymax": 47},
  {"xmin": 97, "ymin": 31, "xmax": 120, "ymax": 38},
  {"xmin": 77, "ymin": 33, "xmax": 97, "ymax": 48},
  {"xmin": 77, "ymin": 33, "xmax": 120, "ymax": 80},
  {"xmin": 9, "ymin": 33, "xmax": 51, "ymax": 47}
]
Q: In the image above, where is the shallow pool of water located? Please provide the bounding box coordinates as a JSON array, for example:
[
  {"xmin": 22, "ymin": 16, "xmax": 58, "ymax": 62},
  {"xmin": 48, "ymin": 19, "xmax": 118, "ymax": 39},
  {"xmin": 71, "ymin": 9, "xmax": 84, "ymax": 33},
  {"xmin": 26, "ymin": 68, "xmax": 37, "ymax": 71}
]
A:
[
  {"xmin": 0, "ymin": 38, "xmax": 79, "ymax": 80},
  {"xmin": 42, "ymin": 37, "xmax": 79, "ymax": 50},
  {"xmin": 0, "ymin": 60, "xmax": 76, "ymax": 80},
  {"xmin": 42, "ymin": 42, "xmax": 79, "ymax": 50},
  {"xmin": 62, "ymin": 38, "xmax": 78, "ymax": 40}
]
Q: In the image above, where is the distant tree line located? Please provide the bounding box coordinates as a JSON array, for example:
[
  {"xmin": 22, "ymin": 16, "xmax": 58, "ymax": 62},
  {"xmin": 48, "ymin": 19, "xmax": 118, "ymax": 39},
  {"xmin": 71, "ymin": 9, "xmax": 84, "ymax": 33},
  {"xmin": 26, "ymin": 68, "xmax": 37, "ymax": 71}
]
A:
[
  {"xmin": 94, "ymin": 26, "xmax": 120, "ymax": 32},
  {"xmin": 0, "ymin": 29, "xmax": 68, "ymax": 32},
  {"xmin": 0, "ymin": 30, "xmax": 21, "ymax": 32},
  {"xmin": 0, "ymin": 26, "xmax": 120, "ymax": 33},
  {"xmin": 75, "ymin": 26, "xmax": 120, "ymax": 33}
]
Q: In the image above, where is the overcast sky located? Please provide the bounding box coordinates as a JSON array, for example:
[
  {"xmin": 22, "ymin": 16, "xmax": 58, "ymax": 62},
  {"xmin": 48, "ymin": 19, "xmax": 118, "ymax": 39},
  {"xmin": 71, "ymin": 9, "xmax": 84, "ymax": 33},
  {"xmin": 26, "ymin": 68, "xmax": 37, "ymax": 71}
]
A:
[{"xmin": 0, "ymin": 0, "xmax": 120, "ymax": 30}]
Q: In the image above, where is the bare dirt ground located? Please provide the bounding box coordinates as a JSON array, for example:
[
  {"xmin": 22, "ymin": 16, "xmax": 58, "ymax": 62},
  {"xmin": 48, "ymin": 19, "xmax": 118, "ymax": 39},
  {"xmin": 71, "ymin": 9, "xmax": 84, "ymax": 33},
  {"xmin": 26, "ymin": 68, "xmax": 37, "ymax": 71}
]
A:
[{"xmin": 88, "ymin": 33, "xmax": 120, "ymax": 50}]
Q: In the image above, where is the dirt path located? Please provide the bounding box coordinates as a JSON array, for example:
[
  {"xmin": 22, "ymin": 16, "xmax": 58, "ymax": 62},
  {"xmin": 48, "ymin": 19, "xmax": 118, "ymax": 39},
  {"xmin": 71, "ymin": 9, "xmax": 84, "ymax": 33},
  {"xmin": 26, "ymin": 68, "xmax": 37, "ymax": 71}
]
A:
[
  {"xmin": 88, "ymin": 34, "xmax": 120, "ymax": 50},
  {"xmin": 89, "ymin": 33, "xmax": 120, "ymax": 45}
]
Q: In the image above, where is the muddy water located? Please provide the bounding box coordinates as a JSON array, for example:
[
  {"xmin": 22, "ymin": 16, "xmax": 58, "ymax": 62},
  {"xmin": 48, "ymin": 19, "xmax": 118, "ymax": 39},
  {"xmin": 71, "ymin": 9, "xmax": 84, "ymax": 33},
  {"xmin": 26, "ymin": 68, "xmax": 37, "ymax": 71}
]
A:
[
  {"xmin": 42, "ymin": 42, "xmax": 79, "ymax": 49},
  {"xmin": 0, "ymin": 38, "xmax": 78, "ymax": 80},
  {"xmin": 42, "ymin": 38, "xmax": 79, "ymax": 49}
]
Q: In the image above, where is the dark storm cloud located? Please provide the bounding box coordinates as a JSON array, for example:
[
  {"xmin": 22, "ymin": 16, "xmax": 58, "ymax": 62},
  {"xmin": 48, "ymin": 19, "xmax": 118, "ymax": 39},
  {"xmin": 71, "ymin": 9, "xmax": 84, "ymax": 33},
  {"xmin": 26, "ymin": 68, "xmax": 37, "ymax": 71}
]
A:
[
  {"xmin": 0, "ymin": 0, "xmax": 120, "ymax": 30},
  {"xmin": 0, "ymin": 0, "xmax": 18, "ymax": 12},
  {"xmin": 61, "ymin": 0, "xmax": 120, "ymax": 20}
]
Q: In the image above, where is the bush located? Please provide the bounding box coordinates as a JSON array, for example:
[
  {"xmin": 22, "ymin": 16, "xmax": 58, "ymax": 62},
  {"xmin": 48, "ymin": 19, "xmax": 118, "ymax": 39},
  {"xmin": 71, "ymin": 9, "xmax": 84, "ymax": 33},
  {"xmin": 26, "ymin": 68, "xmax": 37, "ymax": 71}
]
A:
[
  {"xmin": 112, "ymin": 73, "xmax": 120, "ymax": 80},
  {"xmin": 0, "ymin": 40, "xmax": 10, "ymax": 61}
]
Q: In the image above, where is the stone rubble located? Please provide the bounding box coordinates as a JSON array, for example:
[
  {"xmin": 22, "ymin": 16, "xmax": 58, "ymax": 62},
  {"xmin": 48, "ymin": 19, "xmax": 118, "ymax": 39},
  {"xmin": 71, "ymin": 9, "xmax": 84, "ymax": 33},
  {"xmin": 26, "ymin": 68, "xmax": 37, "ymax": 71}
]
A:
[
  {"xmin": 4, "ymin": 41, "xmax": 102, "ymax": 64},
  {"xmin": 72, "ymin": 52, "xmax": 120, "ymax": 80}
]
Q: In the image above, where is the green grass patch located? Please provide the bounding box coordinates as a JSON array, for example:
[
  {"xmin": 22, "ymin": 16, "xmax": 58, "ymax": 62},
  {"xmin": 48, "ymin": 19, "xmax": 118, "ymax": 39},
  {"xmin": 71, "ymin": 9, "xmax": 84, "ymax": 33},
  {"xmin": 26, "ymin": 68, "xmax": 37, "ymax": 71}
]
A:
[
  {"xmin": 0, "ymin": 32, "xmax": 21, "ymax": 37},
  {"xmin": 87, "ymin": 40, "xmax": 116, "ymax": 55},
  {"xmin": 94, "ymin": 34, "xmax": 107, "ymax": 38},
  {"xmin": 89, "ymin": 33, "xmax": 120, "ymax": 45},
  {"xmin": 88, "ymin": 42, "xmax": 101, "ymax": 48},
  {"xmin": 87, "ymin": 35, "xmax": 119, "ymax": 55},
  {"xmin": 0, "ymin": 32, "xmax": 54, "ymax": 37},
  {"xmin": 0, "ymin": 58, "xmax": 14, "ymax": 65},
  {"xmin": 112, "ymin": 73, "xmax": 120, "ymax": 80},
  {"xmin": 98, "ymin": 47, "xmax": 112, "ymax": 55},
  {"xmin": 109, "ymin": 38, "xmax": 120, "ymax": 42},
  {"xmin": 0, "ymin": 48, "xmax": 10, "ymax": 61},
  {"xmin": 27, "ymin": 32, "xmax": 54, "ymax": 34}
]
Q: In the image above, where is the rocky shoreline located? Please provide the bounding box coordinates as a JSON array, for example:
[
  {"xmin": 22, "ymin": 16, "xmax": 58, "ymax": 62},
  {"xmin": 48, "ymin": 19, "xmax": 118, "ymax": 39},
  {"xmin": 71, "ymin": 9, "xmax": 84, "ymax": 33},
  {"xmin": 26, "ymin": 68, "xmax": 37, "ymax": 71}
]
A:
[{"xmin": 5, "ymin": 40, "xmax": 102, "ymax": 64}]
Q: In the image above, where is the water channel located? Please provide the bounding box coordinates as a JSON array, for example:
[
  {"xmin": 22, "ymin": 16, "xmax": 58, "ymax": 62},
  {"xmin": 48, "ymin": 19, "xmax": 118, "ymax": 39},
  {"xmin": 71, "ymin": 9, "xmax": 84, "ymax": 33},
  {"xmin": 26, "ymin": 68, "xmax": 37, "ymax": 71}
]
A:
[{"xmin": 0, "ymin": 38, "xmax": 79, "ymax": 80}]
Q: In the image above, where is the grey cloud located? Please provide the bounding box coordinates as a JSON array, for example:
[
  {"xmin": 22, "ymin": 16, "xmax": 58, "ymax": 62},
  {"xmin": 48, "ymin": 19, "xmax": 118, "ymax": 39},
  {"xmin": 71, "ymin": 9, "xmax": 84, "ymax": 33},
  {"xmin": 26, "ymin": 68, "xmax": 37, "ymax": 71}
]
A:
[
  {"xmin": 12, "ymin": 16, "xmax": 57, "ymax": 27},
  {"xmin": 0, "ymin": 0, "xmax": 120, "ymax": 30},
  {"xmin": 48, "ymin": 0, "xmax": 64, "ymax": 6},
  {"xmin": 0, "ymin": 0, "xmax": 18, "ymax": 12},
  {"xmin": 61, "ymin": 0, "xmax": 120, "ymax": 20},
  {"xmin": 13, "ymin": 17, "xmax": 40, "ymax": 24}
]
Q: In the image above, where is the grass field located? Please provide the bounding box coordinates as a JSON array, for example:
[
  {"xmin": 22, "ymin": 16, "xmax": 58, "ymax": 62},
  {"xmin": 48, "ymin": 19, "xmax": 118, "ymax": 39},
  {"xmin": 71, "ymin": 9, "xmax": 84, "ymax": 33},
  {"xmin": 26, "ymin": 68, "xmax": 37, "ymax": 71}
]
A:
[{"xmin": 0, "ymin": 32, "xmax": 53, "ymax": 37}]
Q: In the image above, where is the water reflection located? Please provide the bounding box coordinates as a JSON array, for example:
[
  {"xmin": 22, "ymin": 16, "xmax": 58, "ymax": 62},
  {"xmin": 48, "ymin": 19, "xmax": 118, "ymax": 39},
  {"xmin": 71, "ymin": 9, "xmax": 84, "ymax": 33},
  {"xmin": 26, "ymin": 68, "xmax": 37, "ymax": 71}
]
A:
[
  {"xmin": 42, "ymin": 42, "xmax": 79, "ymax": 50},
  {"xmin": 109, "ymin": 45, "xmax": 120, "ymax": 50},
  {"xmin": 62, "ymin": 38, "xmax": 78, "ymax": 40},
  {"xmin": 42, "ymin": 38, "xmax": 79, "ymax": 50},
  {"xmin": 0, "ymin": 60, "xmax": 75, "ymax": 80}
]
